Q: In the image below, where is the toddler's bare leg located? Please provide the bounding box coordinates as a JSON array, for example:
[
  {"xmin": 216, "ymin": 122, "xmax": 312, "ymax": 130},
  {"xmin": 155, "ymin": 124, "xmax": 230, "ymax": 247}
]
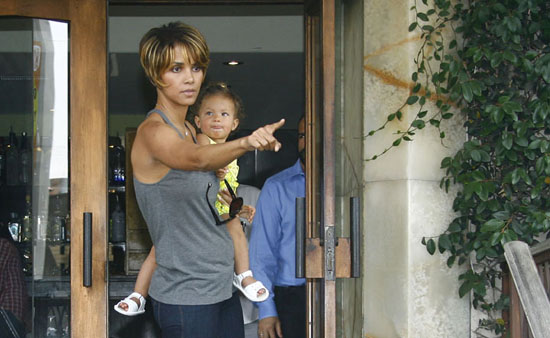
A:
[
  {"xmin": 226, "ymin": 218, "xmax": 264, "ymax": 295},
  {"xmin": 118, "ymin": 246, "xmax": 156, "ymax": 311}
]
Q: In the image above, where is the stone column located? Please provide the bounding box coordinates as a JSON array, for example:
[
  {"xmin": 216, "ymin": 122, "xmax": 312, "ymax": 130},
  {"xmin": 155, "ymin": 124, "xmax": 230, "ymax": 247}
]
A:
[{"xmin": 362, "ymin": 0, "xmax": 469, "ymax": 336}]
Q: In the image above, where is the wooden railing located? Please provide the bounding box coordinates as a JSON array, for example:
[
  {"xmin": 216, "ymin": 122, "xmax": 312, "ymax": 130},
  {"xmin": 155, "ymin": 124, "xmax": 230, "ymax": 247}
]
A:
[{"xmin": 502, "ymin": 240, "xmax": 550, "ymax": 337}]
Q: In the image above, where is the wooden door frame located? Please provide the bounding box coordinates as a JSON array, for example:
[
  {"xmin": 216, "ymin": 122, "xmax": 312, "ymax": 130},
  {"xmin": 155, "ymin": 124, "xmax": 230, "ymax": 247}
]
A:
[
  {"xmin": 304, "ymin": 0, "xmax": 336, "ymax": 336},
  {"xmin": 0, "ymin": 1, "xmax": 108, "ymax": 337},
  {"xmin": 109, "ymin": 4, "xmax": 337, "ymax": 338}
]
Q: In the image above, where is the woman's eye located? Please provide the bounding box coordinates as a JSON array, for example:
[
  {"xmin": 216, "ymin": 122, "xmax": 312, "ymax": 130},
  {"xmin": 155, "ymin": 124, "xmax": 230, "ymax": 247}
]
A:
[
  {"xmin": 172, "ymin": 66, "xmax": 181, "ymax": 73},
  {"xmin": 192, "ymin": 65, "xmax": 202, "ymax": 72}
]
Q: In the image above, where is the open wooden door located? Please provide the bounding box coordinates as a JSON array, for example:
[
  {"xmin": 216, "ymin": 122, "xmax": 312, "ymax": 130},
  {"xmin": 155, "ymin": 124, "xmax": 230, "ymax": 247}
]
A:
[
  {"xmin": 303, "ymin": 0, "xmax": 363, "ymax": 337},
  {"xmin": 0, "ymin": 1, "xmax": 108, "ymax": 337},
  {"xmin": 304, "ymin": 0, "xmax": 337, "ymax": 336}
]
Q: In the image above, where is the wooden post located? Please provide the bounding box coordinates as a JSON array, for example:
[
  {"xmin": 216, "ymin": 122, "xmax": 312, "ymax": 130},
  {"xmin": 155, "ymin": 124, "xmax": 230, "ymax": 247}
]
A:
[{"xmin": 503, "ymin": 241, "xmax": 550, "ymax": 338}]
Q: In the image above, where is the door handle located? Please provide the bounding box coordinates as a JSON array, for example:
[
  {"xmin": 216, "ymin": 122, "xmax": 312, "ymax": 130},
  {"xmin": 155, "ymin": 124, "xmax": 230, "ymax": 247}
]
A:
[
  {"xmin": 295, "ymin": 197, "xmax": 306, "ymax": 278},
  {"xmin": 83, "ymin": 212, "xmax": 92, "ymax": 287},
  {"xmin": 350, "ymin": 197, "xmax": 361, "ymax": 278}
]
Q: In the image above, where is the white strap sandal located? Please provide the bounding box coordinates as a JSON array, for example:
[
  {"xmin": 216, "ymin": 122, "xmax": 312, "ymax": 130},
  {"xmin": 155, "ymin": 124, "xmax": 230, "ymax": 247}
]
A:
[
  {"xmin": 114, "ymin": 292, "xmax": 146, "ymax": 316},
  {"xmin": 233, "ymin": 270, "xmax": 269, "ymax": 302}
]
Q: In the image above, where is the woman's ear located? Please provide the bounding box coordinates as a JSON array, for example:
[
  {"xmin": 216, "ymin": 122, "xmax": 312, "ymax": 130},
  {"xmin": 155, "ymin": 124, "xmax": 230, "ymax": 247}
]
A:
[{"xmin": 231, "ymin": 119, "xmax": 240, "ymax": 131}]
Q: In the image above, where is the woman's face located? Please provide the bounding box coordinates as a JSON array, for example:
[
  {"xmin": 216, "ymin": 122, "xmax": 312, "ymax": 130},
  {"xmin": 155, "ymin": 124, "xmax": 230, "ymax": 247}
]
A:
[
  {"xmin": 194, "ymin": 94, "xmax": 239, "ymax": 144},
  {"xmin": 159, "ymin": 47, "xmax": 204, "ymax": 108}
]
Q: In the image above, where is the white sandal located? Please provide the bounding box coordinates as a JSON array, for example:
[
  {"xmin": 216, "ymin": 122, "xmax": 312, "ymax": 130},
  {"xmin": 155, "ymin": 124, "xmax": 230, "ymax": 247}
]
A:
[
  {"xmin": 114, "ymin": 292, "xmax": 146, "ymax": 316},
  {"xmin": 233, "ymin": 270, "xmax": 269, "ymax": 302}
]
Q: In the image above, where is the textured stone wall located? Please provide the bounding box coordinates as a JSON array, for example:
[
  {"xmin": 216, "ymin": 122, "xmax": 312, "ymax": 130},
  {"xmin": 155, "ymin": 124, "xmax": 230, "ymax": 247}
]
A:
[{"xmin": 362, "ymin": 0, "xmax": 470, "ymax": 336}]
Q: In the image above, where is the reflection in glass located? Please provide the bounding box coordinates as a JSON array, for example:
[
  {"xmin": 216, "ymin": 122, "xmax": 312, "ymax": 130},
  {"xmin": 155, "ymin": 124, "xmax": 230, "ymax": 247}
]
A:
[{"xmin": 0, "ymin": 17, "xmax": 69, "ymax": 337}]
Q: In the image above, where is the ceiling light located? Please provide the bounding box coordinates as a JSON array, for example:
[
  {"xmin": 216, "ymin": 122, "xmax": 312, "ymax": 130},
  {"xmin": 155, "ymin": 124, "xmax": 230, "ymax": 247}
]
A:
[{"xmin": 223, "ymin": 60, "xmax": 243, "ymax": 66}]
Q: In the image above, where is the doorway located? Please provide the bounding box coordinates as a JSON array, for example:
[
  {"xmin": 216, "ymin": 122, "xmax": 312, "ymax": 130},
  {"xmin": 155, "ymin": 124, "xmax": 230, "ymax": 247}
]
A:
[{"xmin": 106, "ymin": 4, "xmax": 305, "ymax": 338}]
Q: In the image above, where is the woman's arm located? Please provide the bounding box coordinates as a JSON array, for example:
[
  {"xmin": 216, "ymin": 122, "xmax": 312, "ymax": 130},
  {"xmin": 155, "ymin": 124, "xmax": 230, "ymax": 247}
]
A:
[{"xmin": 135, "ymin": 118, "xmax": 285, "ymax": 172}]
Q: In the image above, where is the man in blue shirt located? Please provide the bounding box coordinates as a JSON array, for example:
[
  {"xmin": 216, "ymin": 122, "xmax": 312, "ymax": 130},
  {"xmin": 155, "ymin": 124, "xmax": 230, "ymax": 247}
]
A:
[{"xmin": 249, "ymin": 116, "xmax": 306, "ymax": 338}]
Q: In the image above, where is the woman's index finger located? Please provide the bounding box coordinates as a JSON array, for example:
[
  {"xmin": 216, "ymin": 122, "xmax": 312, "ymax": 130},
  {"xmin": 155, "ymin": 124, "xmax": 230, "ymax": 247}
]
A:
[{"xmin": 266, "ymin": 118, "xmax": 285, "ymax": 133}]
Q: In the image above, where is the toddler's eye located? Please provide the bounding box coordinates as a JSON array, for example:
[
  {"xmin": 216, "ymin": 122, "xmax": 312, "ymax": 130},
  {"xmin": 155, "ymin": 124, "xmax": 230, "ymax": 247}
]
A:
[
  {"xmin": 222, "ymin": 112, "xmax": 230, "ymax": 117},
  {"xmin": 205, "ymin": 111, "xmax": 213, "ymax": 116}
]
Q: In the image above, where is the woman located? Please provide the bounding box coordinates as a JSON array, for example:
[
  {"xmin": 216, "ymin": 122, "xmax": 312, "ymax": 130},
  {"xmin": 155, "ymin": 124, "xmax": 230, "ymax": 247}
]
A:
[{"xmin": 131, "ymin": 21, "xmax": 284, "ymax": 338}]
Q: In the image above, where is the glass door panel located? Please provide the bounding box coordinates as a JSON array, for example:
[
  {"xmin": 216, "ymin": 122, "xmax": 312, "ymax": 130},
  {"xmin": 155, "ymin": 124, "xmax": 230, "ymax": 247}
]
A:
[
  {"xmin": 0, "ymin": 17, "xmax": 70, "ymax": 338},
  {"xmin": 333, "ymin": 0, "xmax": 364, "ymax": 336}
]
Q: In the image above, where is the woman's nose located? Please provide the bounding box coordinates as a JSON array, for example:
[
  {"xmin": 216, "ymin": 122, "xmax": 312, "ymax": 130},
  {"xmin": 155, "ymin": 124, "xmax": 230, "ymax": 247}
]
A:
[{"xmin": 182, "ymin": 67, "xmax": 194, "ymax": 84}]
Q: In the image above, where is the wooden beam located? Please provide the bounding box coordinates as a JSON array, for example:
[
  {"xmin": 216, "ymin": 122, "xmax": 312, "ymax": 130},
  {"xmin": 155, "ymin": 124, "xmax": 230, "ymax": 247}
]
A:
[
  {"xmin": 0, "ymin": 0, "xmax": 69, "ymax": 19},
  {"xmin": 109, "ymin": 0, "xmax": 303, "ymax": 4},
  {"xmin": 504, "ymin": 241, "xmax": 550, "ymax": 338},
  {"xmin": 69, "ymin": 0, "xmax": 108, "ymax": 337}
]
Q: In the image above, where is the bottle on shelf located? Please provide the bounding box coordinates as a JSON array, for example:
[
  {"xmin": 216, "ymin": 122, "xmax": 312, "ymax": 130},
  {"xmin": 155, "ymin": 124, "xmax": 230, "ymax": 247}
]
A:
[
  {"xmin": 49, "ymin": 195, "xmax": 64, "ymax": 243},
  {"xmin": 8, "ymin": 212, "xmax": 21, "ymax": 242},
  {"xmin": 5, "ymin": 126, "xmax": 19, "ymax": 186},
  {"xmin": 22, "ymin": 194, "xmax": 32, "ymax": 242},
  {"xmin": 19, "ymin": 131, "xmax": 32, "ymax": 185},
  {"xmin": 0, "ymin": 138, "xmax": 5, "ymax": 187},
  {"xmin": 110, "ymin": 194, "xmax": 125, "ymax": 243},
  {"xmin": 45, "ymin": 312, "xmax": 57, "ymax": 337},
  {"xmin": 109, "ymin": 136, "xmax": 125, "ymax": 186}
]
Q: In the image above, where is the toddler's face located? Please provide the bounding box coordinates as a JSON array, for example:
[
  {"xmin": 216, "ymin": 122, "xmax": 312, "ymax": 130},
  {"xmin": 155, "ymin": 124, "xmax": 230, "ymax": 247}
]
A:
[{"xmin": 194, "ymin": 94, "xmax": 239, "ymax": 143}]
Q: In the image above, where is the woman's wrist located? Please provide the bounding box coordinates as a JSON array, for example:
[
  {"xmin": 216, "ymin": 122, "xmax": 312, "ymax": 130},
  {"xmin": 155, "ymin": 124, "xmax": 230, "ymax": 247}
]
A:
[{"xmin": 238, "ymin": 136, "xmax": 253, "ymax": 151}]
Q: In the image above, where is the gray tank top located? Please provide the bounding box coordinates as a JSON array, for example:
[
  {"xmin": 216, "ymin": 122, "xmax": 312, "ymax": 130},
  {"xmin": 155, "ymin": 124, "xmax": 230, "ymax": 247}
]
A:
[{"xmin": 134, "ymin": 109, "xmax": 234, "ymax": 305}]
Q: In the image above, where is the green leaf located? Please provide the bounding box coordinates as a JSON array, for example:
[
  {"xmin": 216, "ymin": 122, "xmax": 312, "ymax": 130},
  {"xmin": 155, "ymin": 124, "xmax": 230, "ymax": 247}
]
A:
[
  {"xmin": 407, "ymin": 96, "xmax": 419, "ymax": 105},
  {"xmin": 427, "ymin": 239, "xmax": 436, "ymax": 255},
  {"xmin": 459, "ymin": 281, "xmax": 473, "ymax": 298},
  {"xmin": 438, "ymin": 234, "xmax": 452, "ymax": 252},
  {"xmin": 393, "ymin": 138, "xmax": 402, "ymax": 147},
  {"xmin": 422, "ymin": 25, "xmax": 434, "ymax": 32},
  {"xmin": 515, "ymin": 137, "xmax": 528, "ymax": 147},
  {"xmin": 447, "ymin": 255, "xmax": 456, "ymax": 268},
  {"xmin": 498, "ymin": 96, "xmax": 511, "ymax": 104},
  {"xmin": 481, "ymin": 219, "xmax": 504, "ymax": 233},
  {"xmin": 461, "ymin": 82, "xmax": 473, "ymax": 102},
  {"xmin": 417, "ymin": 12, "xmax": 429, "ymax": 21},
  {"xmin": 471, "ymin": 150, "xmax": 481, "ymax": 162},
  {"xmin": 528, "ymin": 139, "xmax": 541, "ymax": 150},
  {"xmin": 408, "ymin": 22, "xmax": 418, "ymax": 32},
  {"xmin": 448, "ymin": 222, "xmax": 462, "ymax": 233},
  {"xmin": 511, "ymin": 168, "xmax": 520, "ymax": 184},
  {"xmin": 489, "ymin": 232, "xmax": 503, "ymax": 246},
  {"xmin": 411, "ymin": 119, "xmax": 426, "ymax": 129},
  {"xmin": 502, "ymin": 134, "xmax": 513, "ymax": 150},
  {"xmin": 387, "ymin": 113, "xmax": 396, "ymax": 121},
  {"xmin": 503, "ymin": 51, "xmax": 517, "ymax": 63}
]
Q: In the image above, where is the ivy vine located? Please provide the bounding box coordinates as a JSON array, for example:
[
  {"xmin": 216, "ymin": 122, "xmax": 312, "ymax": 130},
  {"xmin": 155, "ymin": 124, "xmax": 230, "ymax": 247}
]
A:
[{"xmin": 365, "ymin": 0, "xmax": 550, "ymax": 335}]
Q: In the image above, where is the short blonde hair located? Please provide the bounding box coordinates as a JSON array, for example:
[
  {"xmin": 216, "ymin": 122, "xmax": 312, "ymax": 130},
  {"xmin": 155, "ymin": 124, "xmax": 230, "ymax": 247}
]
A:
[{"xmin": 139, "ymin": 21, "xmax": 210, "ymax": 88}]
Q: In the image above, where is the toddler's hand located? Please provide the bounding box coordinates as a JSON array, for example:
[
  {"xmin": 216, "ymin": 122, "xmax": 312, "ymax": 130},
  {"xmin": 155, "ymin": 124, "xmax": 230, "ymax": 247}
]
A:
[
  {"xmin": 239, "ymin": 205, "xmax": 256, "ymax": 223},
  {"xmin": 216, "ymin": 167, "xmax": 229, "ymax": 179},
  {"xmin": 217, "ymin": 189, "xmax": 231, "ymax": 207}
]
